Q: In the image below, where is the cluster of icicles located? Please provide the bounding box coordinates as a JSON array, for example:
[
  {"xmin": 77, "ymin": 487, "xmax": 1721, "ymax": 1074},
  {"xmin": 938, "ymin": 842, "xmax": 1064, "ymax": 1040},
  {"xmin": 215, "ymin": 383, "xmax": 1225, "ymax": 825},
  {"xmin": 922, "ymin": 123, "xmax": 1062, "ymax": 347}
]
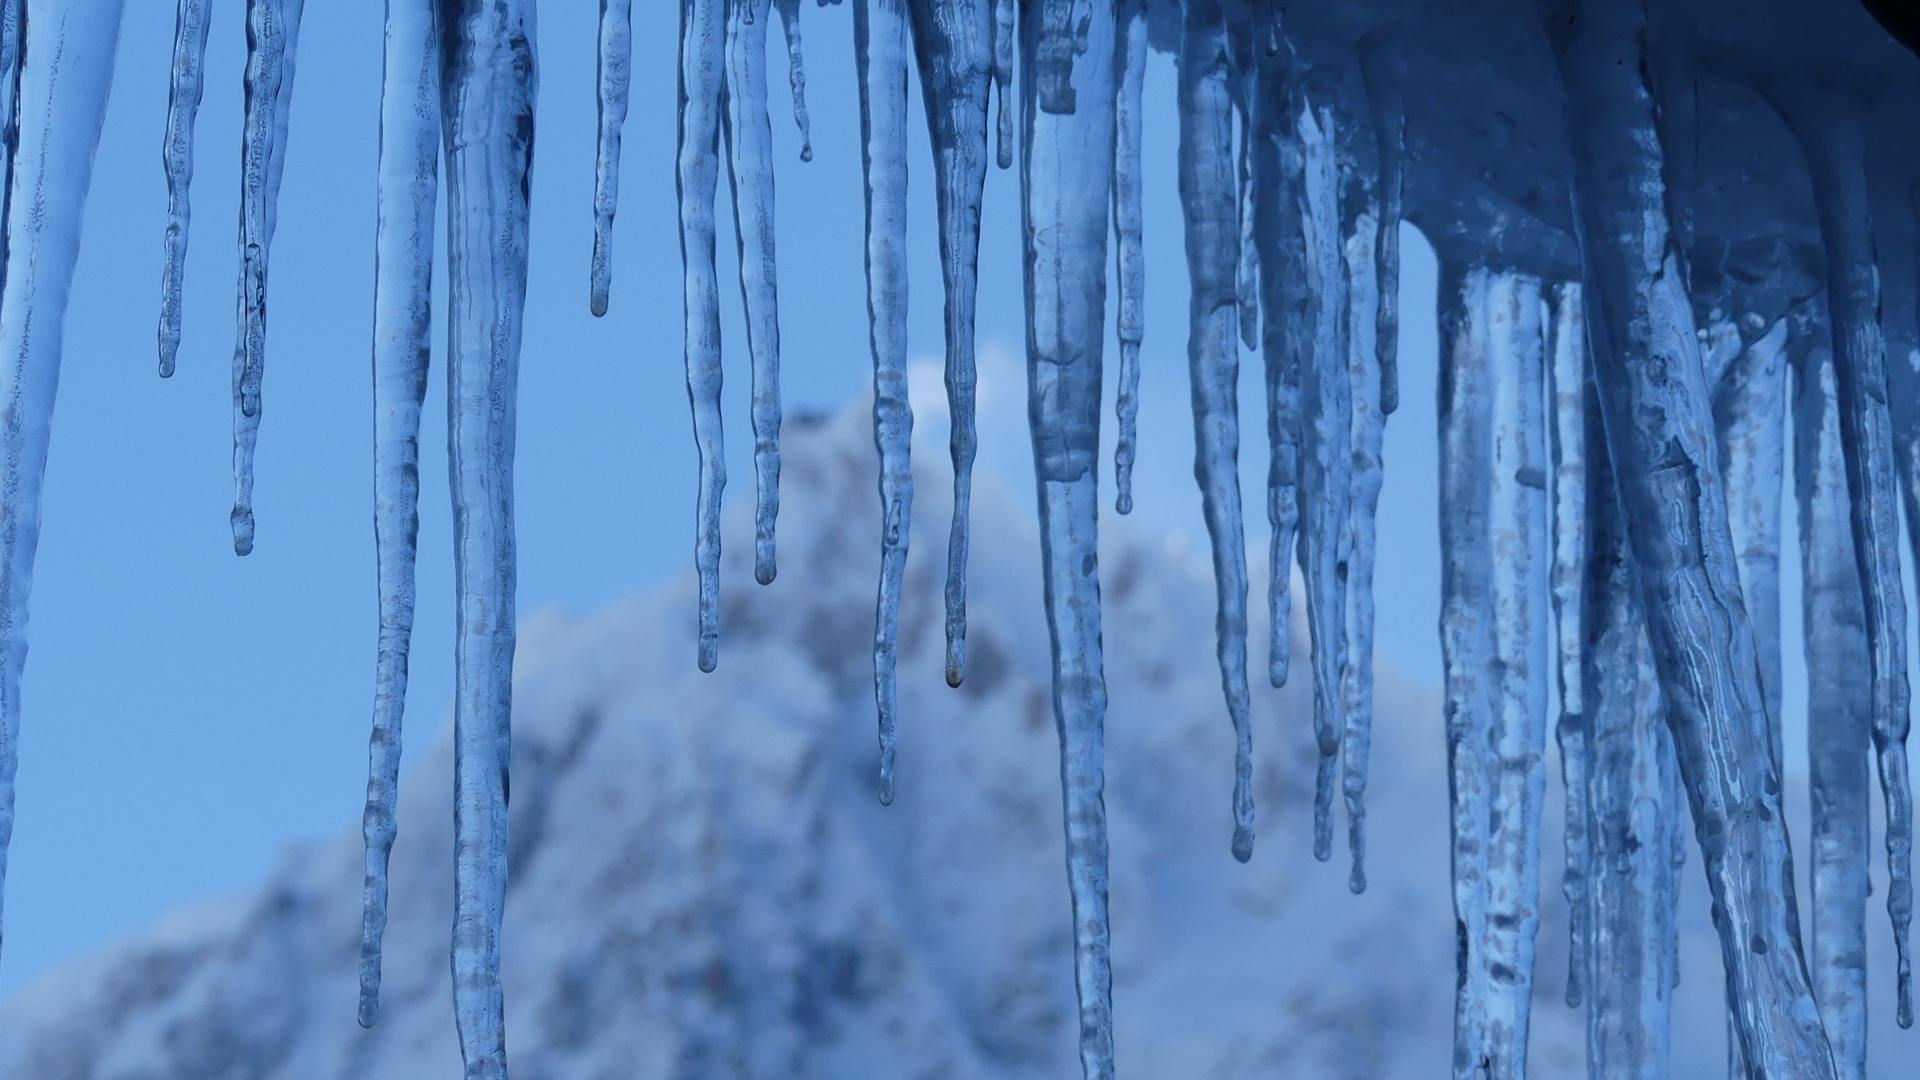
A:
[{"xmin": 0, "ymin": 0, "xmax": 1910, "ymax": 1077}]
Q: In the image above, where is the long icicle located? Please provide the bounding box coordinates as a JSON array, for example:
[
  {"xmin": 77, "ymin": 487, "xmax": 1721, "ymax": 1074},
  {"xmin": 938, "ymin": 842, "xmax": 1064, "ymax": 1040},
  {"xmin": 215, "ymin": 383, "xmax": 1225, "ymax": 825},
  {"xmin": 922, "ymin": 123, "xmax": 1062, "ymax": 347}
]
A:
[
  {"xmin": 1484, "ymin": 268, "xmax": 1550, "ymax": 1072},
  {"xmin": 1542, "ymin": 4, "xmax": 1836, "ymax": 1071},
  {"xmin": 1711, "ymin": 313, "xmax": 1790, "ymax": 1080},
  {"xmin": 1711, "ymin": 318, "xmax": 1789, "ymax": 771},
  {"xmin": 440, "ymin": 2, "xmax": 534, "ymax": 1075},
  {"xmin": 1300, "ymin": 100, "xmax": 1351, "ymax": 862},
  {"xmin": 1019, "ymin": 0, "xmax": 1117, "ymax": 1070},
  {"xmin": 1437, "ymin": 259, "xmax": 1497, "ymax": 1080},
  {"xmin": 158, "ymin": 0, "xmax": 214, "ymax": 377},
  {"xmin": 773, "ymin": 0, "xmax": 813, "ymax": 161},
  {"xmin": 855, "ymin": 0, "xmax": 912, "ymax": 805},
  {"xmin": 678, "ymin": 0, "xmax": 726, "ymax": 675},
  {"xmin": 1546, "ymin": 280, "xmax": 1591, "ymax": 1010},
  {"xmin": 1794, "ymin": 338, "xmax": 1873, "ymax": 1079},
  {"xmin": 723, "ymin": 0, "xmax": 784, "ymax": 587},
  {"xmin": 357, "ymin": 0, "xmax": 440, "ymax": 1031},
  {"xmin": 1340, "ymin": 157, "xmax": 1383, "ymax": 893},
  {"xmin": 1251, "ymin": 7, "xmax": 1303, "ymax": 691},
  {"xmin": 1177, "ymin": 0, "xmax": 1254, "ymax": 864},
  {"xmin": 1775, "ymin": 90, "xmax": 1915, "ymax": 1027},
  {"xmin": 588, "ymin": 0, "xmax": 632, "ymax": 317},
  {"xmin": 1357, "ymin": 30, "xmax": 1403, "ymax": 416},
  {"xmin": 230, "ymin": 0, "xmax": 307, "ymax": 557},
  {"xmin": 0, "ymin": 0, "xmax": 128, "ymax": 965},
  {"xmin": 1109, "ymin": 0, "xmax": 1145, "ymax": 516},
  {"xmin": 905, "ymin": 0, "xmax": 990, "ymax": 689},
  {"xmin": 1582, "ymin": 396, "xmax": 1678, "ymax": 1078}
]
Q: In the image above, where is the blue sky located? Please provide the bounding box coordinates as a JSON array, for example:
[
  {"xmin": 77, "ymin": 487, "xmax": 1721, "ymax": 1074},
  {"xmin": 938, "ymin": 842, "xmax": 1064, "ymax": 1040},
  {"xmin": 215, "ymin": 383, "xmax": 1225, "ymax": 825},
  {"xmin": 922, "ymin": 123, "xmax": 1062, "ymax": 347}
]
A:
[{"xmin": 1, "ymin": 2, "xmax": 1864, "ymax": 995}]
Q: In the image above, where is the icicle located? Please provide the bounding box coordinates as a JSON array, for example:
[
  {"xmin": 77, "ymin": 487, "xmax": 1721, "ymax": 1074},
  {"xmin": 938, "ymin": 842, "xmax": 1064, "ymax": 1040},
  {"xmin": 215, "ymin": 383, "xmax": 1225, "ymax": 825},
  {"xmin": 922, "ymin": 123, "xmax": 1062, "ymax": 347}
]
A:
[
  {"xmin": 990, "ymin": 0, "xmax": 1012, "ymax": 168},
  {"xmin": 1543, "ymin": 5, "xmax": 1836, "ymax": 1072},
  {"xmin": 1177, "ymin": 0, "xmax": 1254, "ymax": 864},
  {"xmin": 1250, "ymin": 9, "xmax": 1302, "ymax": 691},
  {"xmin": 1340, "ymin": 158, "xmax": 1383, "ymax": 894},
  {"xmin": 724, "ymin": 0, "xmax": 785, "ymax": 588},
  {"xmin": 1230, "ymin": 26, "xmax": 1257, "ymax": 354},
  {"xmin": 1794, "ymin": 339, "xmax": 1872, "ymax": 1079},
  {"xmin": 1484, "ymin": 269, "xmax": 1550, "ymax": 1070},
  {"xmin": 158, "ymin": 0, "xmax": 214, "ymax": 378},
  {"xmin": 1711, "ymin": 318, "xmax": 1789, "ymax": 770},
  {"xmin": 589, "ymin": 0, "xmax": 632, "ymax": 317},
  {"xmin": 1299, "ymin": 101, "xmax": 1350, "ymax": 862},
  {"xmin": 1109, "ymin": 0, "xmax": 1145, "ymax": 516},
  {"xmin": 904, "ymin": 0, "xmax": 990, "ymax": 688},
  {"xmin": 678, "ymin": 0, "xmax": 727, "ymax": 675},
  {"xmin": 1018, "ymin": 0, "xmax": 1117, "ymax": 1072},
  {"xmin": 855, "ymin": 0, "xmax": 912, "ymax": 805},
  {"xmin": 358, "ymin": 0, "xmax": 440, "ymax": 1031},
  {"xmin": 1581, "ymin": 410, "xmax": 1678, "ymax": 1078},
  {"xmin": 229, "ymin": 0, "xmax": 306, "ymax": 558},
  {"xmin": 1714, "ymin": 304, "xmax": 1789, "ymax": 1080},
  {"xmin": 1774, "ymin": 90, "xmax": 1914, "ymax": 1028},
  {"xmin": 1546, "ymin": 281, "xmax": 1591, "ymax": 1009},
  {"xmin": 1356, "ymin": 32, "xmax": 1403, "ymax": 416},
  {"xmin": 0, "ymin": 0, "xmax": 128, "ymax": 966},
  {"xmin": 1437, "ymin": 261, "xmax": 1497, "ymax": 1080},
  {"xmin": 439, "ymin": 2, "xmax": 534, "ymax": 1075},
  {"xmin": 773, "ymin": 0, "xmax": 813, "ymax": 161}
]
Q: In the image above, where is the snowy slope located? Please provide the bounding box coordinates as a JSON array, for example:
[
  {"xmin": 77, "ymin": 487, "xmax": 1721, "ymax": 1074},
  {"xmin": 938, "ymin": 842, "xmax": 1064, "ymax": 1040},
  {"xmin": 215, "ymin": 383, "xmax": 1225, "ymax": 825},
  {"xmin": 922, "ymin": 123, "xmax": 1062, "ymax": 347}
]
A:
[{"xmin": 0, "ymin": 396, "xmax": 1908, "ymax": 1078}]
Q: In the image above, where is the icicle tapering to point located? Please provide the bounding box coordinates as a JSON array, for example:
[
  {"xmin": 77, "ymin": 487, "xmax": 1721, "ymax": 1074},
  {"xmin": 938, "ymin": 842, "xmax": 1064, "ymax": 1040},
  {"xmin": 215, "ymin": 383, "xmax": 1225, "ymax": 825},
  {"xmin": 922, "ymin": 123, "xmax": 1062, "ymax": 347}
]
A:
[
  {"xmin": 358, "ymin": 0, "xmax": 441, "ymax": 1031},
  {"xmin": 1177, "ymin": 0, "xmax": 1255, "ymax": 865},
  {"xmin": 854, "ymin": 0, "xmax": 913, "ymax": 805}
]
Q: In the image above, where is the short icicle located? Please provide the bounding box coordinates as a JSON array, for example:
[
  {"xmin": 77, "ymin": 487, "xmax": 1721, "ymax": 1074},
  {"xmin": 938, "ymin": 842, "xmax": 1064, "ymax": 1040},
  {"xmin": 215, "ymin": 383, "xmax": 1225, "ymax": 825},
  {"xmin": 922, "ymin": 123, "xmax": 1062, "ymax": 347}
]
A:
[
  {"xmin": 1483, "ymin": 268, "xmax": 1551, "ymax": 1072},
  {"xmin": 1775, "ymin": 88, "xmax": 1915, "ymax": 1027},
  {"xmin": 1437, "ymin": 260, "xmax": 1497, "ymax": 1080},
  {"xmin": 1110, "ymin": 0, "xmax": 1145, "ymax": 516},
  {"xmin": 1581, "ymin": 395, "xmax": 1678, "ymax": 1078},
  {"xmin": 1176, "ymin": 0, "xmax": 1254, "ymax": 864},
  {"xmin": 773, "ymin": 0, "xmax": 813, "ymax": 160},
  {"xmin": 0, "ymin": 0, "xmax": 129, "ymax": 965},
  {"xmin": 230, "ymin": 0, "xmax": 307, "ymax": 557},
  {"xmin": 1340, "ymin": 159, "xmax": 1384, "ymax": 894},
  {"xmin": 158, "ymin": 0, "xmax": 214, "ymax": 377},
  {"xmin": 1794, "ymin": 339, "xmax": 1873, "ymax": 1079},
  {"xmin": 589, "ymin": 0, "xmax": 632, "ymax": 317},
  {"xmin": 439, "ymin": 2, "xmax": 535, "ymax": 1076},
  {"xmin": 1545, "ymin": 281, "xmax": 1591, "ymax": 1010},
  {"xmin": 905, "ymin": 0, "xmax": 990, "ymax": 688},
  {"xmin": 723, "ymin": 0, "xmax": 785, "ymax": 587},
  {"xmin": 989, "ymin": 0, "xmax": 1012, "ymax": 167},
  {"xmin": 1250, "ymin": 7, "xmax": 1303, "ymax": 690},
  {"xmin": 1357, "ymin": 30, "xmax": 1404, "ymax": 415},
  {"xmin": 1017, "ymin": 0, "xmax": 1118, "ymax": 1072},
  {"xmin": 854, "ymin": 0, "xmax": 913, "ymax": 805},
  {"xmin": 1543, "ymin": 3, "xmax": 1837, "ymax": 1072},
  {"xmin": 358, "ymin": 0, "xmax": 441, "ymax": 1031},
  {"xmin": 678, "ymin": 0, "xmax": 726, "ymax": 674},
  {"xmin": 1299, "ymin": 100, "xmax": 1351, "ymax": 862}
]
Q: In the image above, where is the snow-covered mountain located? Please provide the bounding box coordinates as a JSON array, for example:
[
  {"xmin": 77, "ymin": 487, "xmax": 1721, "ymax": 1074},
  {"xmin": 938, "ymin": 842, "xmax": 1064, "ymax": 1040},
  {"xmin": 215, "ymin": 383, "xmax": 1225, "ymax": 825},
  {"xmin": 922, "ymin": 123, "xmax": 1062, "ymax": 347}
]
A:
[{"xmin": 0, "ymin": 395, "xmax": 1907, "ymax": 1078}]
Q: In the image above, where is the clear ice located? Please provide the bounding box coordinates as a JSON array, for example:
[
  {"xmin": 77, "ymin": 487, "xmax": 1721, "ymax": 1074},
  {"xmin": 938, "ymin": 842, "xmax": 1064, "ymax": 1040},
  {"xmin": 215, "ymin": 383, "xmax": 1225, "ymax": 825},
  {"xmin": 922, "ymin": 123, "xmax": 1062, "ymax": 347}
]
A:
[
  {"xmin": 358, "ymin": 0, "xmax": 441, "ymax": 1030},
  {"xmin": 4, "ymin": 3, "xmax": 1917, "ymax": 1079},
  {"xmin": 229, "ymin": 0, "xmax": 306, "ymax": 557}
]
